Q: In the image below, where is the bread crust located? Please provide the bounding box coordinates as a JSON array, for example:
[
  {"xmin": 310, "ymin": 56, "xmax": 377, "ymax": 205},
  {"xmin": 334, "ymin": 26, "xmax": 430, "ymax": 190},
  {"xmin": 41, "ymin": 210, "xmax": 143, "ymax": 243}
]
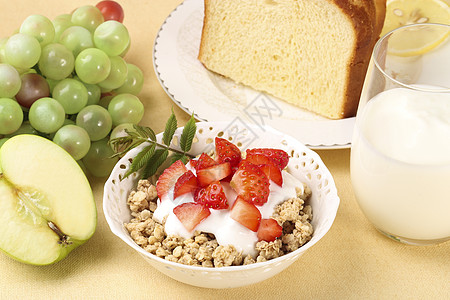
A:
[
  {"xmin": 332, "ymin": 0, "xmax": 385, "ymax": 118},
  {"xmin": 199, "ymin": 0, "xmax": 386, "ymax": 119}
]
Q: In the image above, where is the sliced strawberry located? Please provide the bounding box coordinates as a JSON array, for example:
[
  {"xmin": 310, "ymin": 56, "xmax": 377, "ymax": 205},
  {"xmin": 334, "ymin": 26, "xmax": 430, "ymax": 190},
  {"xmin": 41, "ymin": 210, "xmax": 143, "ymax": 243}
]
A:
[
  {"xmin": 173, "ymin": 202, "xmax": 211, "ymax": 232},
  {"xmin": 245, "ymin": 153, "xmax": 282, "ymax": 186},
  {"xmin": 195, "ymin": 181, "xmax": 229, "ymax": 209},
  {"xmin": 156, "ymin": 160, "xmax": 187, "ymax": 199},
  {"xmin": 197, "ymin": 162, "xmax": 231, "ymax": 187},
  {"xmin": 257, "ymin": 218, "xmax": 283, "ymax": 242},
  {"xmin": 259, "ymin": 164, "xmax": 283, "ymax": 186},
  {"xmin": 215, "ymin": 137, "xmax": 241, "ymax": 168},
  {"xmin": 245, "ymin": 153, "xmax": 276, "ymax": 167},
  {"xmin": 173, "ymin": 170, "xmax": 198, "ymax": 199},
  {"xmin": 195, "ymin": 153, "xmax": 217, "ymax": 171},
  {"xmin": 230, "ymin": 196, "xmax": 261, "ymax": 232},
  {"xmin": 230, "ymin": 160, "xmax": 270, "ymax": 205},
  {"xmin": 246, "ymin": 148, "xmax": 289, "ymax": 170},
  {"xmin": 189, "ymin": 159, "xmax": 198, "ymax": 169},
  {"xmin": 221, "ymin": 165, "xmax": 238, "ymax": 183}
]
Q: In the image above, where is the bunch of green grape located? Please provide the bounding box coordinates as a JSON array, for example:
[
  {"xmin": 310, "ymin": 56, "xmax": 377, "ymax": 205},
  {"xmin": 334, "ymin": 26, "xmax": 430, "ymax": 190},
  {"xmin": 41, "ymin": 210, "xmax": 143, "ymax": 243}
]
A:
[{"xmin": 0, "ymin": 1, "xmax": 145, "ymax": 177}]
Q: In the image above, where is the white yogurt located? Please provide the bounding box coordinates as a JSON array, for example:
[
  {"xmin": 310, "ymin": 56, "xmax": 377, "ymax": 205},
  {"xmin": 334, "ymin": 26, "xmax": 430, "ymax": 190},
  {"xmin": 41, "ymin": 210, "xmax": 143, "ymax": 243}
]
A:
[{"xmin": 153, "ymin": 167, "xmax": 303, "ymax": 257}]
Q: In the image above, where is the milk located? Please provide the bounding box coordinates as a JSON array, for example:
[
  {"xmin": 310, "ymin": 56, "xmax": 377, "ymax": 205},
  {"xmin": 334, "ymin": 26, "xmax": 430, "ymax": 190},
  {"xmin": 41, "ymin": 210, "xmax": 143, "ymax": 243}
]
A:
[{"xmin": 351, "ymin": 88, "xmax": 450, "ymax": 241}]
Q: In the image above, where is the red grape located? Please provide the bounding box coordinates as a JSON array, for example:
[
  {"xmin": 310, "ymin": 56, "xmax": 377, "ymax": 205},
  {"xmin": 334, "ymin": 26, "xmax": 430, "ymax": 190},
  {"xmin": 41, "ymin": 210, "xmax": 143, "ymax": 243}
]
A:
[
  {"xmin": 96, "ymin": 1, "xmax": 124, "ymax": 23},
  {"xmin": 15, "ymin": 73, "xmax": 50, "ymax": 108}
]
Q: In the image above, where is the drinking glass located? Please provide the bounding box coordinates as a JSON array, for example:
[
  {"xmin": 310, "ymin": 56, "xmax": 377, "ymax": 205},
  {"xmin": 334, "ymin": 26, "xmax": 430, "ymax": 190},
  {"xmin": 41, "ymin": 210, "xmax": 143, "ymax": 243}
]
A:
[{"xmin": 350, "ymin": 23, "xmax": 450, "ymax": 245}]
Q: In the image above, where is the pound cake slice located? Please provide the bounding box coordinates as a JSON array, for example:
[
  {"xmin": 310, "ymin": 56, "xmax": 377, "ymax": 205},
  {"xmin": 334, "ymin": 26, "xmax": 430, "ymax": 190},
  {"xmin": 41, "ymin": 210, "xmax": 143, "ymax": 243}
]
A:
[{"xmin": 198, "ymin": 0, "xmax": 386, "ymax": 119}]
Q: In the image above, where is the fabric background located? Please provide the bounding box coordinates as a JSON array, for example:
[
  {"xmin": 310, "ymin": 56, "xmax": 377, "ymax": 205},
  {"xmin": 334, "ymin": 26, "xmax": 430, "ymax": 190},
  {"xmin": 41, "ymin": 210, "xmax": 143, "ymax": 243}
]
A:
[{"xmin": 0, "ymin": 0, "xmax": 448, "ymax": 299}]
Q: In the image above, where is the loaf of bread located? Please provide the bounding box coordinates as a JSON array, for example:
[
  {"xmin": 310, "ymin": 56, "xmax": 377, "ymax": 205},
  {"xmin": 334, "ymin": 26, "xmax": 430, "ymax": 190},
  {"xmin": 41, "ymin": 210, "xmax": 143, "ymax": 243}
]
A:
[{"xmin": 198, "ymin": 0, "xmax": 386, "ymax": 119}]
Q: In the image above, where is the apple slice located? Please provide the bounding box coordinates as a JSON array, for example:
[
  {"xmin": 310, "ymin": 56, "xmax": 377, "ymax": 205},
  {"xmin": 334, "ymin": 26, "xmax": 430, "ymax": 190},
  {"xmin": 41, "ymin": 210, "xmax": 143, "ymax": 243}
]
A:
[{"xmin": 0, "ymin": 134, "xmax": 97, "ymax": 265}]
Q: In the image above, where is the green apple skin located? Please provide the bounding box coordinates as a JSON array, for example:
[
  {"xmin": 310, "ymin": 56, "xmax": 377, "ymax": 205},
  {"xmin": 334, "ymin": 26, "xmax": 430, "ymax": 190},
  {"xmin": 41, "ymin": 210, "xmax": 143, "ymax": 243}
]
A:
[{"xmin": 0, "ymin": 134, "xmax": 97, "ymax": 265}]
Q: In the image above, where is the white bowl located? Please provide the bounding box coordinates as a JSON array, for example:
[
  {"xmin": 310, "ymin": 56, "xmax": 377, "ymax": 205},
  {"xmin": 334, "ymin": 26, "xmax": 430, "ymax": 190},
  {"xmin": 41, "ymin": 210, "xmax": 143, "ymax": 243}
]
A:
[{"xmin": 103, "ymin": 121, "xmax": 340, "ymax": 289}]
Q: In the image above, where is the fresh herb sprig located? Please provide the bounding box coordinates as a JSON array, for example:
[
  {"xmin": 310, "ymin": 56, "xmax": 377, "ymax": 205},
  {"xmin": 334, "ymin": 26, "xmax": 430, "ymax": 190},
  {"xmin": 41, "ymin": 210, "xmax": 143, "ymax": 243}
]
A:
[{"xmin": 110, "ymin": 111, "xmax": 197, "ymax": 180}]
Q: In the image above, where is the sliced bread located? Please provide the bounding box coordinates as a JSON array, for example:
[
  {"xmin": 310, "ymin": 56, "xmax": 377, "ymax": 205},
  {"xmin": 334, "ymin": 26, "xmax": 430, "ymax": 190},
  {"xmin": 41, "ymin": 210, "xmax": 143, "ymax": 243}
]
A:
[{"xmin": 198, "ymin": 0, "xmax": 386, "ymax": 119}]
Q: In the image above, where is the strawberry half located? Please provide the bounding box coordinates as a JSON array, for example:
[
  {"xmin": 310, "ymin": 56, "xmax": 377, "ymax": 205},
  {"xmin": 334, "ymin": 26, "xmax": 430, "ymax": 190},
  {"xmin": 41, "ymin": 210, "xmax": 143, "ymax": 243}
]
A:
[
  {"xmin": 259, "ymin": 164, "xmax": 283, "ymax": 186},
  {"xmin": 230, "ymin": 196, "xmax": 261, "ymax": 232},
  {"xmin": 245, "ymin": 153, "xmax": 276, "ymax": 167},
  {"xmin": 173, "ymin": 202, "xmax": 211, "ymax": 232},
  {"xmin": 215, "ymin": 137, "xmax": 241, "ymax": 168},
  {"xmin": 246, "ymin": 148, "xmax": 289, "ymax": 170},
  {"xmin": 173, "ymin": 170, "xmax": 198, "ymax": 199},
  {"xmin": 230, "ymin": 160, "xmax": 270, "ymax": 205},
  {"xmin": 257, "ymin": 218, "xmax": 283, "ymax": 242},
  {"xmin": 195, "ymin": 153, "xmax": 217, "ymax": 171},
  {"xmin": 188, "ymin": 159, "xmax": 198, "ymax": 169},
  {"xmin": 197, "ymin": 162, "xmax": 231, "ymax": 187},
  {"xmin": 195, "ymin": 181, "xmax": 229, "ymax": 209},
  {"xmin": 156, "ymin": 160, "xmax": 187, "ymax": 199}
]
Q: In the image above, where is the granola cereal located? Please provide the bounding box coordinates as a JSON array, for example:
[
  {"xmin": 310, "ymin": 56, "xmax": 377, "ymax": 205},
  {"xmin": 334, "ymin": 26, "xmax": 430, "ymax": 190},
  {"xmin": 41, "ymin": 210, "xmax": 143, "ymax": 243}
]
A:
[{"xmin": 124, "ymin": 178, "xmax": 313, "ymax": 267}]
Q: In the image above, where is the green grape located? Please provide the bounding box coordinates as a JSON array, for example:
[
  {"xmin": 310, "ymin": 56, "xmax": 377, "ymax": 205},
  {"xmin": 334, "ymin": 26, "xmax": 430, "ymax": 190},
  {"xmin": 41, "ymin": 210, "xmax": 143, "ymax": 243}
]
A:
[
  {"xmin": 110, "ymin": 122, "xmax": 136, "ymax": 139},
  {"xmin": 73, "ymin": 76, "xmax": 101, "ymax": 106},
  {"xmin": 98, "ymin": 56, "xmax": 127, "ymax": 90},
  {"xmin": 0, "ymin": 98, "xmax": 23, "ymax": 135},
  {"xmin": 53, "ymin": 124, "xmax": 91, "ymax": 160},
  {"xmin": 71, "ymin": 5, "xmax": 104, "ymax": 32},
  {"xmin": 5, "ymin": 121, "xmax": 39, "ymax": 137},
  {"xmin": 114, "ymin": 63, "xmax": 144, "ymax": 95},
  {"xmin": 82, "ymin": 137, "xmax": 118, "ymax": 177},
  {"xmin": 100, "ymin": 85, "xmax": 112, "ymax": 94},
  {"xmin": 4, "ymin": 33, "xmax": 41, "ymax": 69},
  {"xmin": 119, "ymin": 39, "xmax": 130, "ymax": 57},
  {"xmin": 108, "ymin": 93, "xmax": 144, "ymax": 126},
  {"xmin": 59, "ymin": 26, "xmax": 94, "ymax": 57},
  {"xmin": 46, "ymin": 78, "xmax": 60, "ymax": 93},
  {"xmin": 20, "ymin": 15, "xmax": 55, "ymax": 47},
  {"xmin": 52, "ymin": 78, "xmax": 88, "ymax": 114},
  {"xmin": 28, "ymin": 97, "xmax": 65, "ymax": 134},
  {"xmin": 48, "ymin": 118, "xmax": 75, "ymax": 139},
  {"xmin": 98, "ymin": 93, "xmax": 114, "ymax": 108},
  {"xmin": 38, "ymin": 43, "xmax": 74, "ymax": 80},
  {"xmin": 83, "ymin": 82, "xmax": 101, "ymax": 106},
  {"xmin": 0, "ymin": 137, "xmax": 8, "ymax": 149},
  {"xmin": 76, "ymin": 104, "xmax": 112, "ymax": 141},
  {"xmin": 85, "ymin": 84, "xmax": 101, "ymax": 105},
  {"xmin": 0, "ymin": 37, "xmax": 8, "ymax": 63},
  {"xmin": 76, "ymin": 159, "xmax": 89, "ymax": 175},
  {"xmin": 0, "ymin": 64, "xmax": 21, "ymax": 98},
  {"xmin": 93, "ymin": 20, "xmax": 130, "ymax": 57},
  {"xmin": 109, "ymin": 122, "xmax": 136, "ymax": 151},
  {"xmin": 75, "ymin": 48, "xmax": 111, "ymax": 84},
  {"xmin": 62, "ymin": 118, "xmax": 75, "ymax": 126},
  {"xmin": 52, "ymin": 14, "xmax": 72, "ymax": 42}
]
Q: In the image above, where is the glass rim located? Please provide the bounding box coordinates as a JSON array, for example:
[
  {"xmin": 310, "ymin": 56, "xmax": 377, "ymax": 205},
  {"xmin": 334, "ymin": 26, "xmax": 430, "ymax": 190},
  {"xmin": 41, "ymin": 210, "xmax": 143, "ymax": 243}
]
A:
[{"xmin": 372, "ymin": 22, "xmax": 450, "ymax": 93}]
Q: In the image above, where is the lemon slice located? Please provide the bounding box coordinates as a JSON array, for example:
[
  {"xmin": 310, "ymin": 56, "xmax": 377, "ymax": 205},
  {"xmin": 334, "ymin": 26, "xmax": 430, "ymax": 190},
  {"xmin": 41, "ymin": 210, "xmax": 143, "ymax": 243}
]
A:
[
  {"xmin": 381, "ymin": 0, "xmax": 450, "ymax": 57},
  {"xmin": 387, "ymin": 24, "xmax": 450, "ymax": 57},
  {"xmin": 381, "ymin": 0, "xmax": 450, "ymax": 37}
]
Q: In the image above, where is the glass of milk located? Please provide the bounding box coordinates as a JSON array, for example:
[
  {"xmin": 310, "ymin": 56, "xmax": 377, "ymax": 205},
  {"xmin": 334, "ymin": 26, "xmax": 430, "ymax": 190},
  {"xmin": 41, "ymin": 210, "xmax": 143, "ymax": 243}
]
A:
[{"xmin": 351, "ymin": 23, "xmax": 450, "ymax": 245}]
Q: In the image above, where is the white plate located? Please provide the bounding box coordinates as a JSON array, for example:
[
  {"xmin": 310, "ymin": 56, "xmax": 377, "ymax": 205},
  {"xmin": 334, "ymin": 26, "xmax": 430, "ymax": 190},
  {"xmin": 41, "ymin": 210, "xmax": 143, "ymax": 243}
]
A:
[{"xmin": 153, "ymin": 0, "xmax": 355, "ymax": 149}]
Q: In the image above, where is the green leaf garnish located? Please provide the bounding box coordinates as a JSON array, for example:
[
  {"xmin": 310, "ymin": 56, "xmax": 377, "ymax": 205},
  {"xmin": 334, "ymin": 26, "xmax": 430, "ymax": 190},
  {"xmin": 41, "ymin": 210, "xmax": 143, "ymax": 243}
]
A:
[
  {"xmin": 123, "ymin": 143, "xmax": 156, "ymax": 179},
  {"xmin": 142, "ymin": 148, "xmax": 169, "ymax": 179},
  {"xmin": 180, "ymin": 114, "xmax": 196, "ymax": 153},
  {"xmin": 109, "ymin": 110, "xmax": 197, "ymax": 180},
  {"xmin": 169, "ymin": 152, "xmax": 189, "ymax": 165},
  {"xmin": 162, "ymin": 109, "xmax": 177, "ymax": 146}
]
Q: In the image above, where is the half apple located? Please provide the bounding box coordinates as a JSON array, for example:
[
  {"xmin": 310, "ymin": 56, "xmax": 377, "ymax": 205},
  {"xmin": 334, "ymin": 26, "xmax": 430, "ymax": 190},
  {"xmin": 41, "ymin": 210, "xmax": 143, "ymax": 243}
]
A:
[{"xmin": 0, "ymin": 134, "xmax": 97, "ymax": 265}]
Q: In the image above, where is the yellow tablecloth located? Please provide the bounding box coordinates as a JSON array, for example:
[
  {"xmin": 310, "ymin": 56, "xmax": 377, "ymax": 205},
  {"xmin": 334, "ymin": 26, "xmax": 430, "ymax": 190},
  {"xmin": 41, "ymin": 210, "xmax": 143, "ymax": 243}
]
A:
[{"xmin": 1, "ymin": 0, "xmax": 449, "ymax": 299}]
